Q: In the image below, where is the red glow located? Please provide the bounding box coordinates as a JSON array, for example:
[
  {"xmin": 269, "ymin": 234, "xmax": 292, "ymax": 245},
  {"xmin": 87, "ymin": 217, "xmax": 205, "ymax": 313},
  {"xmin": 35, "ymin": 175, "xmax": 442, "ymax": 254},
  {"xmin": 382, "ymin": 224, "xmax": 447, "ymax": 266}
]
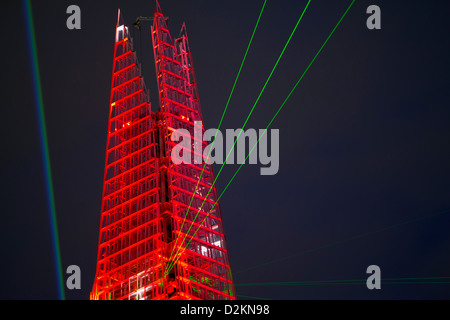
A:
[{"xmin": 90, "ymin": 6, "xmax": 235, "ymax": 300}]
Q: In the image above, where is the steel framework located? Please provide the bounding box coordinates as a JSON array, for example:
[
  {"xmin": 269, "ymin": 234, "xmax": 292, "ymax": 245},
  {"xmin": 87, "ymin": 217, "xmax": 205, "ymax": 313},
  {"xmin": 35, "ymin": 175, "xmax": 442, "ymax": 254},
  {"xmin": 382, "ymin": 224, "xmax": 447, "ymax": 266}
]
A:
[{"xmin": 90, "ymin": 4, "xmax": 235, "ymax": 300}]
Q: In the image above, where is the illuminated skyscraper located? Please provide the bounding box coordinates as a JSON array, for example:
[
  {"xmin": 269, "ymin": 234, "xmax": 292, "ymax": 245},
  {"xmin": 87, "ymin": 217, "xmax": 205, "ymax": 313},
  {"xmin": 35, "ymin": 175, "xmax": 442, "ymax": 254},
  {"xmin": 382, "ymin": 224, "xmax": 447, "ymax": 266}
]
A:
[{"xmin": 90, "ymin": 3, "xmax": 235, "ymax": 300}]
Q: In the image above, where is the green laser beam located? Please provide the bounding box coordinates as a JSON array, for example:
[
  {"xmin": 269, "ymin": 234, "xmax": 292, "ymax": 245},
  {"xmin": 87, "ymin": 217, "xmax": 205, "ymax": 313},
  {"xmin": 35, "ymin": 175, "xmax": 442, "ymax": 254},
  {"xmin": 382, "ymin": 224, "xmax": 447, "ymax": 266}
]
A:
[
  {"xmin": 24, "ymin": 0, "xmax": 65, "ymax": 300},
  {"xmin": 167, "ymin": 0, "xmax": 268, "ymax": 272},
  {"xmin": 235, "ymin": 208, "xmax": 450, "ymax": 274},
  {"xmin": 237, "ymin": 281, "xmax": 450, "ymax": 300},
  {"xmin": 238, "ymin": 281, "xmax": 450, "ymax": 287},
  {"xmin": 236, "ymin": 294, "xmax": 273, "ymax": 300},
  {"xmin": 168, "ymin": 0, "xmax": 355, "ymax": 275},
  {"xmin": 235, "ymin": 277, "xmax": 450, "ymax": 287},
  {"xmin": 167, "ymin": 0, "xmax": 311, "ymax": 273},
  {"xmin": 166, "ymin": 0, "xmax": 312, "ymax": 275}
]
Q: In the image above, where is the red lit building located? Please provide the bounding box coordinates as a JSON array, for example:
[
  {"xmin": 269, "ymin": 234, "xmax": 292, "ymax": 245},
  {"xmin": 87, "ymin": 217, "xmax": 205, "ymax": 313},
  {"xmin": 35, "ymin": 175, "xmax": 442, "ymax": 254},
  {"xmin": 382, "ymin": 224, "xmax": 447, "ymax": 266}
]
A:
[{"xmin": 90, "ymin": 3, "xmax": 235, "ymax": 300}]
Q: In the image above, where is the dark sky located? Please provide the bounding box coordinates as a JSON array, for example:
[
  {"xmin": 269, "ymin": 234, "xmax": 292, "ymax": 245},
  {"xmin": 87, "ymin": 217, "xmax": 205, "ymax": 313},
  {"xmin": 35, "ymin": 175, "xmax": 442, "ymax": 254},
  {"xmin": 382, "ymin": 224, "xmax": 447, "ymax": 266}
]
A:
[{"xmin": 1, "ymin": 0, "xmax": 449, "ymax": 300}]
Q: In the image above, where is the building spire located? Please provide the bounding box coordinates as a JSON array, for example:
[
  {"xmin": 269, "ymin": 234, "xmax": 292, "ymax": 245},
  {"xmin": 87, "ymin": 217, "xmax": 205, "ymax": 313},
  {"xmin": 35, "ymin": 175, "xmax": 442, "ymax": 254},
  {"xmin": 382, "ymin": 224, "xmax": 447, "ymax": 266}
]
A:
[
  {"xmin": 179, "ymin": 22, "xmax": 188, "ymax": 38},
  {"xmin": 116, "ymin": 8, "xmax": 124, "ymax": 28},
  {"xmin": 115, "ymin": 9, "xmax": 130, "ymax": 43},
  {"xmin": 92, "ymin": 4, "xmax": 236, "ymax": 301},
  {"xmin": 155, "ymin": 0, "xmax": 163, "ymax": 14}
]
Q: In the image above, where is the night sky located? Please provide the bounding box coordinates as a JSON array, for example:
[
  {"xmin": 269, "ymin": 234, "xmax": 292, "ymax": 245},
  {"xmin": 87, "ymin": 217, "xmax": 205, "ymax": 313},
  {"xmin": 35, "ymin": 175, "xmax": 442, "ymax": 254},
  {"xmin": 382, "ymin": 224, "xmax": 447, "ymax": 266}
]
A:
[{"xmin": 1, "ymin": 0, "xmax": 449, "ymax": 300}]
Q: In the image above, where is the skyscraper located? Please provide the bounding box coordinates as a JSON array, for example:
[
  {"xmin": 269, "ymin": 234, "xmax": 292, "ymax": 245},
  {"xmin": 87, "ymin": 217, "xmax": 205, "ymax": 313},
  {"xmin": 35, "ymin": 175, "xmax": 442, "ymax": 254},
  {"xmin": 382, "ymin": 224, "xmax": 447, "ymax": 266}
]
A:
[{"xmin": 90, "ymin": 3, "xmax": 235, "ymax": 300}]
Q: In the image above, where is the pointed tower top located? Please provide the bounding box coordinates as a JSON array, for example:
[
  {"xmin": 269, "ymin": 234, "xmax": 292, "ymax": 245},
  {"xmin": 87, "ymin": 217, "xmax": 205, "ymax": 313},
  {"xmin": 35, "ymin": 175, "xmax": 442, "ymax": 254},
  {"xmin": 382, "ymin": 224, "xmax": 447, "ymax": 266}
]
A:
[
  {"xmin": 115, "ymin": 8, "xmax": 129, "ymax": 42},
  {"xmin": 156, "ymin": 0, "xmax": 163, "ymax": 14},
  {"xmin": 179, "ymin": 22, "xmax": 188, "ymax": 38},
  {"xmin": 116, "ymin": 8, "xmax": 124, "ymax": 28}
]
